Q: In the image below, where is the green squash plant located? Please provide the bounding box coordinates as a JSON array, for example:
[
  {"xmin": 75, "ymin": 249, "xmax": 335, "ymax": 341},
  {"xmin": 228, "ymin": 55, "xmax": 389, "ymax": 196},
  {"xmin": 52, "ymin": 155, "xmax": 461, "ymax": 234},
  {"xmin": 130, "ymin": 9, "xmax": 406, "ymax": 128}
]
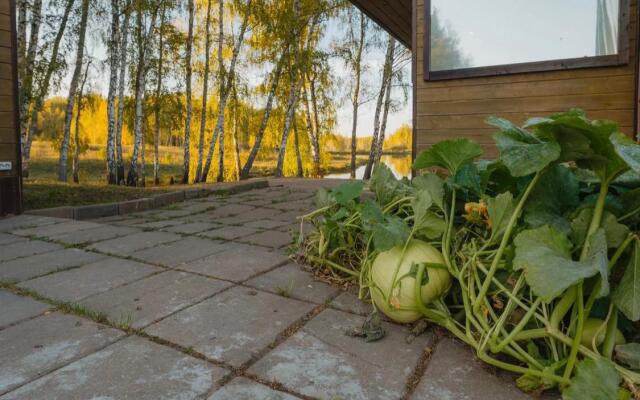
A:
[{"xmin": 297, "ymin": 110, "xmax": 640, "ymax": 398}]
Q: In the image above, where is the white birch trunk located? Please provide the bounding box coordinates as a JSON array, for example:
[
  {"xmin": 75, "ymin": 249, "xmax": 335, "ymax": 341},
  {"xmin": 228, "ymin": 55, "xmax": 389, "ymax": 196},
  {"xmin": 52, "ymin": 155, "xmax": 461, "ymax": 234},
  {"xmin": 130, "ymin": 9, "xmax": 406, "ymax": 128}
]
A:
[
  {"xmin": 73, "ymin": 61, "xmax": 90, "ymax": 184},
  {"xmin": 154, "ymin": 4, "xmax": 166, "ymax": 185},
  {"xmin": 19, "ymin": 0, "xmax": 43, "ymax": 175},
  {"xmin": 106, "ymin": 0, "xmax": 120, "ymax": 184},
  {"xmin": 116, "ymin": 2, "xmax": 131, "ymax": 184},
  {"xmin": 363, "ymin": 36, "xmax": 395, "ymax": 180},
  {"xmin": 182, "ymin": 0, "xmax": 195, "ymax": 183},
  {"xmin": 59, "ymin": 0, "xmax": 90, "ymax": 182},
  {"xmin": 349, "ymin": 13, "xmax": 366, "ymax": 179},
  {"xmin": 240, "ymin": 49, "xmax": 287, "ymax": 179},
  {"xmin": 127, "ymin": 4, "xmax": 158, "ymax": 186},
  {"xmin": 194, "ymin": 0, "xmax": 213, "ymax": 183}
]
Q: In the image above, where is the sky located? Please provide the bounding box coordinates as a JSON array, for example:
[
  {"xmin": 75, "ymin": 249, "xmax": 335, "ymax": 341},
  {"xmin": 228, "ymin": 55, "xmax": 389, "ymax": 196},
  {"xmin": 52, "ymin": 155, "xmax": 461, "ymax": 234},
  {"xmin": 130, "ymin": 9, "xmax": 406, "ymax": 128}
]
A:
[
  {"xmin": 431, "ymin": 0, "xmax": 615, "ymax": 70},
  {"xmin": 54, "ymin": 7, "xmax": 413, "ymax": 140}
]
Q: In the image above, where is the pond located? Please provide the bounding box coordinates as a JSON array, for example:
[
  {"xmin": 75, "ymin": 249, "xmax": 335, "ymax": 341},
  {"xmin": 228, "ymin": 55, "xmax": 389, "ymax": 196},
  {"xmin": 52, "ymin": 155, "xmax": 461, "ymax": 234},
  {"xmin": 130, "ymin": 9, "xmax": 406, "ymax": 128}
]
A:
[{"xmin": 325, "ymin": 154, "xmax": 412, "ymax": 180}]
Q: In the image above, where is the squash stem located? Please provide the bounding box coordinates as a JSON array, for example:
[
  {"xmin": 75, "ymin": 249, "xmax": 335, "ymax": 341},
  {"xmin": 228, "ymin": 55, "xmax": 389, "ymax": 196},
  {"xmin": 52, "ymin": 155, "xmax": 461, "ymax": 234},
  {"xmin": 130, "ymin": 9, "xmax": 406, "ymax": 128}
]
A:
[{"xmin": 473, "ymin": 171, "xmax": 542, "ymax": 314}]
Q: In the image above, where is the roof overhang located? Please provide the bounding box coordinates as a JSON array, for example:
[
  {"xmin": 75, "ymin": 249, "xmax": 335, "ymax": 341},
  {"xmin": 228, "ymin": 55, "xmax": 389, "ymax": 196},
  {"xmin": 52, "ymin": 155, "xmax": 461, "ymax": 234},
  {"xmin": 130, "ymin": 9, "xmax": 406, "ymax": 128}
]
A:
[{"xmin": 348, "ymin": 0, "xmax": 412, "ymax": 49}]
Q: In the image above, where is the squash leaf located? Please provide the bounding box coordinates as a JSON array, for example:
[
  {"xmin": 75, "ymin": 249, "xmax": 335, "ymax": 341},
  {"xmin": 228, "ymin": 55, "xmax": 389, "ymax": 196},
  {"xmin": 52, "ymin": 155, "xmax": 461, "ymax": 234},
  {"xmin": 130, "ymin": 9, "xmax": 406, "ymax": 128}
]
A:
[
  {"xmin": 612, "ymin": 239, "xmax": 640, "ymax": 322},
  {"xmin": 562, "ymin": 358, "xmax": 621, "ymax": 400},
  {"xmin": 315, "ymin": 188, "xmax": 335, "ymax": 208},
  {"xmin": 411, "ymin": 190, "xmax": 445, "ymax": 239},
  {"xmin": 370, "ymin": 164, "xmax": 410, "ymax": 207},
  {"xmin": 450, "ymin": 162, "xmax": 483, "ymax": 196},
  {"xmin": 513, "ymin": 226, "xmax": 601, "ymax": 302},
  {"xmin": 489, "ymin": 116, "xmax": 561, "ymax": 177},
  {"xmin": 615, "ymin": 343, "xmax": 640, "ymax": 369},
  {"xmin": 413, "ymin": 138, "xmax": 482, "ymax": 175},
  {"xmin": 611, "ymin": 131, "xmax": 640, "ymax": 173},
  {"xmin": 524, "ymin": 165, "xmax": 580, "ymax": 234},
  {"xmin": 486, "ymin": 192, "xmax": 514, "ymax": 242},
  {"xmin": 360, "ymin": 200, "xmax": 385, "ymax": 231},
  {"xmin": 332, "ymin": 181, "xmax": 364, "ymax": 206},
  {"xmin": 412, "ymin": 173, "xmax": 445, "ymax": 211},
  {"xmin": 372, "ymin": 216, "xmax": 410, "ymax": 252},
  {"xmin": 571, "ymin": 209, "xmax": 629, "ymax": 249}
]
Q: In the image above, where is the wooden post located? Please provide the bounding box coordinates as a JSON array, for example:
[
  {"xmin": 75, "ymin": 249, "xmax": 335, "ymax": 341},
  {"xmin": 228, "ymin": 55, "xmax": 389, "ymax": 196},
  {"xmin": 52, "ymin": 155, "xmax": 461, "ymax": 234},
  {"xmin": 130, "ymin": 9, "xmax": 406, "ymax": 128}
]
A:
[{"xmin": 0, "ymin": 0, "xmax": 23, "ymax": 215}]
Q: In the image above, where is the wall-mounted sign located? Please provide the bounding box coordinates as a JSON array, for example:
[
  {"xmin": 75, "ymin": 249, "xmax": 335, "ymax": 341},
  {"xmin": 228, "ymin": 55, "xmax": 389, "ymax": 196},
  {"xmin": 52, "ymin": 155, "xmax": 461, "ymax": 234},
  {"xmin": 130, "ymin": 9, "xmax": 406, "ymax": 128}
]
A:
[{"xmin": 0, "ymin": 161, "xmax": 12, "ymax": 171}]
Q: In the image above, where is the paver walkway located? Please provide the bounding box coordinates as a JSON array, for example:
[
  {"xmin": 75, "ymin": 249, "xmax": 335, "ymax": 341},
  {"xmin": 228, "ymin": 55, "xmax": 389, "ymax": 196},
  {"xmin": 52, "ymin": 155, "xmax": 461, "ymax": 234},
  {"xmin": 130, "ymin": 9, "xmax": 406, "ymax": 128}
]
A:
[{"xmin": 0, "ymin": 180, "xmax": 543, "ymax": 399}]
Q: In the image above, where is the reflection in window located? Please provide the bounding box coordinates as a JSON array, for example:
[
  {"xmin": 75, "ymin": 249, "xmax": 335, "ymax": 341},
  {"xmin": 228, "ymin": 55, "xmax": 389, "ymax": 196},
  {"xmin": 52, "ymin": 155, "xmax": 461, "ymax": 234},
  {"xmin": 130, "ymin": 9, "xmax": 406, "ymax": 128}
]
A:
[{"xmin": 429, "ymin": 0, "xmax": 622, "ymax": 72}]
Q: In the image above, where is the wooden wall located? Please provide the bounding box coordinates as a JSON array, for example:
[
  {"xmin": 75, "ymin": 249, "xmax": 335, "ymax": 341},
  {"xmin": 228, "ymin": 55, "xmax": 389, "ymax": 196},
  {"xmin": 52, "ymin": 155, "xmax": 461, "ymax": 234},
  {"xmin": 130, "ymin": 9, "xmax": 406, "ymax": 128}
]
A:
[
  {"xmin": 414, "ymin": 0, "xmax": 638, "ymax": 158},
  {"xmin": 0, "ymin": 0, "xmax": 22, "ymax": 215}
]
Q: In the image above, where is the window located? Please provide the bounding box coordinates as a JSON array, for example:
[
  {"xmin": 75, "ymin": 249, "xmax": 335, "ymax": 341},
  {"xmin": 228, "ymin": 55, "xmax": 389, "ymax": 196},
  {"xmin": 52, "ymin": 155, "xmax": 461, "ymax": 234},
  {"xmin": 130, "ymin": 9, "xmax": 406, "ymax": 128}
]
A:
[{"xmin": 424, "ymin": 0, "xmax": 630, "ymax": 80}]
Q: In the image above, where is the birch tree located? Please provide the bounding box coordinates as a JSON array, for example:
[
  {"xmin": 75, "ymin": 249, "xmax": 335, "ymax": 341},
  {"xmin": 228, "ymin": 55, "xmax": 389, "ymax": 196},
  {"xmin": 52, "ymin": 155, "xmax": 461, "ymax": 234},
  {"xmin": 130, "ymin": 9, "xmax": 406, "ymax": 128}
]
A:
[
  {"xmin": 194, "ymin": 0, "xmax": 214, "ymax": 183},
  {"xmin": 363, "ymin": 35, "xmax": 395, "ymax": 180},
  {"xmin": 231, "ymin": 85, "xmax": 242, "ymax": 180},
  {"xmin": 153, "ymin": 2, "xmax": 168, "ymax": 185},
  {"xmin": 273, "ymin": 1, "xmax": 303, "ymax": 178},
  {"xmin": 182, "ymin": 0, "xmax": 195, "ymax": 183},
  {"xmin": 336, "ymin": 8, "xmax": 368, "ymax": 179},
  {"xmin": 239, "ymin": 50, "xmax": 286, "ymax": 179},
  {"xmin": 116, "ymin": 1, "xmax": 132, "ymax": 184},
  {"xmin": 200, "ymin": 0, "xmax": 252, "ymax": 182},
  {"xmin": 106, "ymin": 0, "xmax": 120, "ymax": 184},
  {"xmin": 23, "ymin": 0, "xmax": 73, "ymax": 176},
  {"xmin": 59, "ymin": 0, "xmax": 90, "ymax": 182},
  {"xmin": 18, "ymin": 0, "xmax": 43, "ymax": 175},
  {"xmin": 127, "ymin": 1, "xmax": 159, "ymax": 186},
  {"xmin": 73, "ymin": 60, "xmax": 91, "ymax": 183}
]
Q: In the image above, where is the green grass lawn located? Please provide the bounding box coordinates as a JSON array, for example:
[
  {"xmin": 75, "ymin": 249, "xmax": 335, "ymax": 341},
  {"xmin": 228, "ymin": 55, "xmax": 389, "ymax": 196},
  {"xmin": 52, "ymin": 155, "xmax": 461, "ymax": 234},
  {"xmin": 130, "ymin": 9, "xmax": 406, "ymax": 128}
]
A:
[{"xmin": 23, "ymin": 182, "xmax": 172, "ymax": 211}]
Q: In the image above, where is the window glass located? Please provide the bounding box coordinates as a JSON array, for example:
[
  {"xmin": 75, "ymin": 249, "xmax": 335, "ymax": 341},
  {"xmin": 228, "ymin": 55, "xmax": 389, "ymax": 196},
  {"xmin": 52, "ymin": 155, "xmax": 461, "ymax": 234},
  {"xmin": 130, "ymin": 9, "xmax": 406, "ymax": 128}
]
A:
[{"xmin": 430, "ymin": 0, "xmax": 621, "ymax": 71}]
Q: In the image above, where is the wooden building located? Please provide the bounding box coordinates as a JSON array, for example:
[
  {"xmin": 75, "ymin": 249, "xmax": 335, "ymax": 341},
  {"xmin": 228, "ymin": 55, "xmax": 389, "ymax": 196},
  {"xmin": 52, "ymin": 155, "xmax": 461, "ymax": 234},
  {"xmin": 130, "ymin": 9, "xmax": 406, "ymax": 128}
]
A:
[
  {"xmin": 351, "ymin": 0, "xmax": 640, "ymax": 159},
  {"xmin": 0, "ymin": 0, "xmax": 21, "ymax": 215}
]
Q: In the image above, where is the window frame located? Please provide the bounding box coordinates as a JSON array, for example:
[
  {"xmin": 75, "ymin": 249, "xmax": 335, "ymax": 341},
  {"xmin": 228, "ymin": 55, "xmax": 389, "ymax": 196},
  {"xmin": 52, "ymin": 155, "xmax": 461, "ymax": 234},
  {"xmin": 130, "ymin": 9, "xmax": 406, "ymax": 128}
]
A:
[{"xmin": 423, "ymin": 0, "xmax": 631, "ymax": 81}]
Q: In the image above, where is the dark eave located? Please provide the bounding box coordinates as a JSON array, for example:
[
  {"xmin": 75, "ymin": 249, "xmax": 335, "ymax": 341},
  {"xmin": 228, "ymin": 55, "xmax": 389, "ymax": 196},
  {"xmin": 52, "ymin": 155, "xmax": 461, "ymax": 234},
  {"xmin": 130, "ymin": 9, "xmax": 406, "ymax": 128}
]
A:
[{"xmin": 348, "ymin": 0, "xmax": 412, "ymax": 48}]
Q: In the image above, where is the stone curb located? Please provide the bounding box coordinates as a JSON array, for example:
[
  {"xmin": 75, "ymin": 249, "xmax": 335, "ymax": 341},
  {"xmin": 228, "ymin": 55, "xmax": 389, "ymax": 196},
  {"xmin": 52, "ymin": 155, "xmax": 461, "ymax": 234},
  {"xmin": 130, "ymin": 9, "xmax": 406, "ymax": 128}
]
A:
[{"xmin": 25, "ymin": 180, "xmax": 269, "ymax": 221}]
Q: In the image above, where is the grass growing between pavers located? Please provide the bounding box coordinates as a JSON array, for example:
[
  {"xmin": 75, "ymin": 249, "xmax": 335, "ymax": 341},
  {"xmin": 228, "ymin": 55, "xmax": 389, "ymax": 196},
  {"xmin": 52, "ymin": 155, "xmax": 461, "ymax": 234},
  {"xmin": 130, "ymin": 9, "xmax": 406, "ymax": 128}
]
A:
[{"xmin": 0, "ymin": 283, "xmax": 110, "ymax": 325}]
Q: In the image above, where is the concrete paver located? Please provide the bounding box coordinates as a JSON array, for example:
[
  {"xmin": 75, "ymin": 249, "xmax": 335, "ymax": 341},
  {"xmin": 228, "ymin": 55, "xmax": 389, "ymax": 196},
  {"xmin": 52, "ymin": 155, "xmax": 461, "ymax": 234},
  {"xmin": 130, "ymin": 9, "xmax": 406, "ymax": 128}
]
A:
[
  {"xmin": 180, "ymin": 243, "xmax": 288, "ymax": 282},
  {"xmin": 0, "ymin": 312, "xmax": 123, "ymax": 395},
  {"xmin": 240, "ymin": 230, "xmax": 293, "ymax": 249},
  {"xmin": 11, "ymin": 220, "xmax": 103, "ymax": 239},
  {"xmin": 0, "ymin": 233, "xmax": 26, "ymax": 245},
  {"xmin": 0, "ymin": 248, "xmax": 106, "ymax": 283},
  {"xmin": 329, "ymin": 290, "xmax": 375, "ymax": 316},
  {"xmin": 245, "ymin": 263, "xmax": 340, "ymax": 304},
  {"xmin": 18, "ymin": 258, "xmax": 161, "ymax": 302},
  {"xmin": 249, "ymin": 308, "xmax": 434, "ymax": 400},
  {"xmin": 410, "ymin": 338, "xmax": 531, "ymax": 400},
  {"xmin": 2, "ymin": 337, "xmax": 228, "ymax": 400},
  {"xmin": 0, "ymin": 240, "xmax": 63, "ymax": 263},
  {"xmin": 163, "ymin": 221, "xmax": 220, "ymax": 234},
  {"xmin": 0, "ymin": 216, "xmax": 66, "ymax": 232},
  {"xmin": 130, "ymin": 237, "xmax": 227, "ymax": 267},
  {"xmin": 0, "ymin": 291, "xmax": 50, "ymax": 329},
  {"xmin": 145, "ymin": 286, "xmax": 315, "ymax": 367},
  {"xmin": 48, "ymin": 225, "xmax": 140, "ymax": 245},
  {"xmin": 87, "ymin": 231, "xmax": 182, "ymax": 255},
  {"xmin": 199, "ymin": 226, "xmax": 260, "ymax": 240},
  {"xmin": 80, "ymin": 271, "xmax": 231, "ymax": 328},
  {"xmin": 208, "ymin": 377, "xmax": 301, "ymax": 400}
]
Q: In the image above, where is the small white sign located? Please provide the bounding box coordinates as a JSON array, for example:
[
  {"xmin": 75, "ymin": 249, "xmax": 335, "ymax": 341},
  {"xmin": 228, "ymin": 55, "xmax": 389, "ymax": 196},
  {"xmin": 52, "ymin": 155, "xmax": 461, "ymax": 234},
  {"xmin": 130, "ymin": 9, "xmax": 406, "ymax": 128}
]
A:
[{"xmin": 0, "ymin": 161, "xmax": 12, "ymax": 171}]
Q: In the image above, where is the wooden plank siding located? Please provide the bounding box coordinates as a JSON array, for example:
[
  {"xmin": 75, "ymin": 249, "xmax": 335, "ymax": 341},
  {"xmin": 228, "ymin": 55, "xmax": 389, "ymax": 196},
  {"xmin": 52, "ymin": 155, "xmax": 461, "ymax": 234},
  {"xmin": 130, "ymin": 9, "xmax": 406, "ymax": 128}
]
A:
[
  {"xmin": 0, "ymin": 0, "xmax": 22, "ymax": 215},
  {"xmin": 414, "ymin": 0, "xmax": 639, "ymax": 159}
]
